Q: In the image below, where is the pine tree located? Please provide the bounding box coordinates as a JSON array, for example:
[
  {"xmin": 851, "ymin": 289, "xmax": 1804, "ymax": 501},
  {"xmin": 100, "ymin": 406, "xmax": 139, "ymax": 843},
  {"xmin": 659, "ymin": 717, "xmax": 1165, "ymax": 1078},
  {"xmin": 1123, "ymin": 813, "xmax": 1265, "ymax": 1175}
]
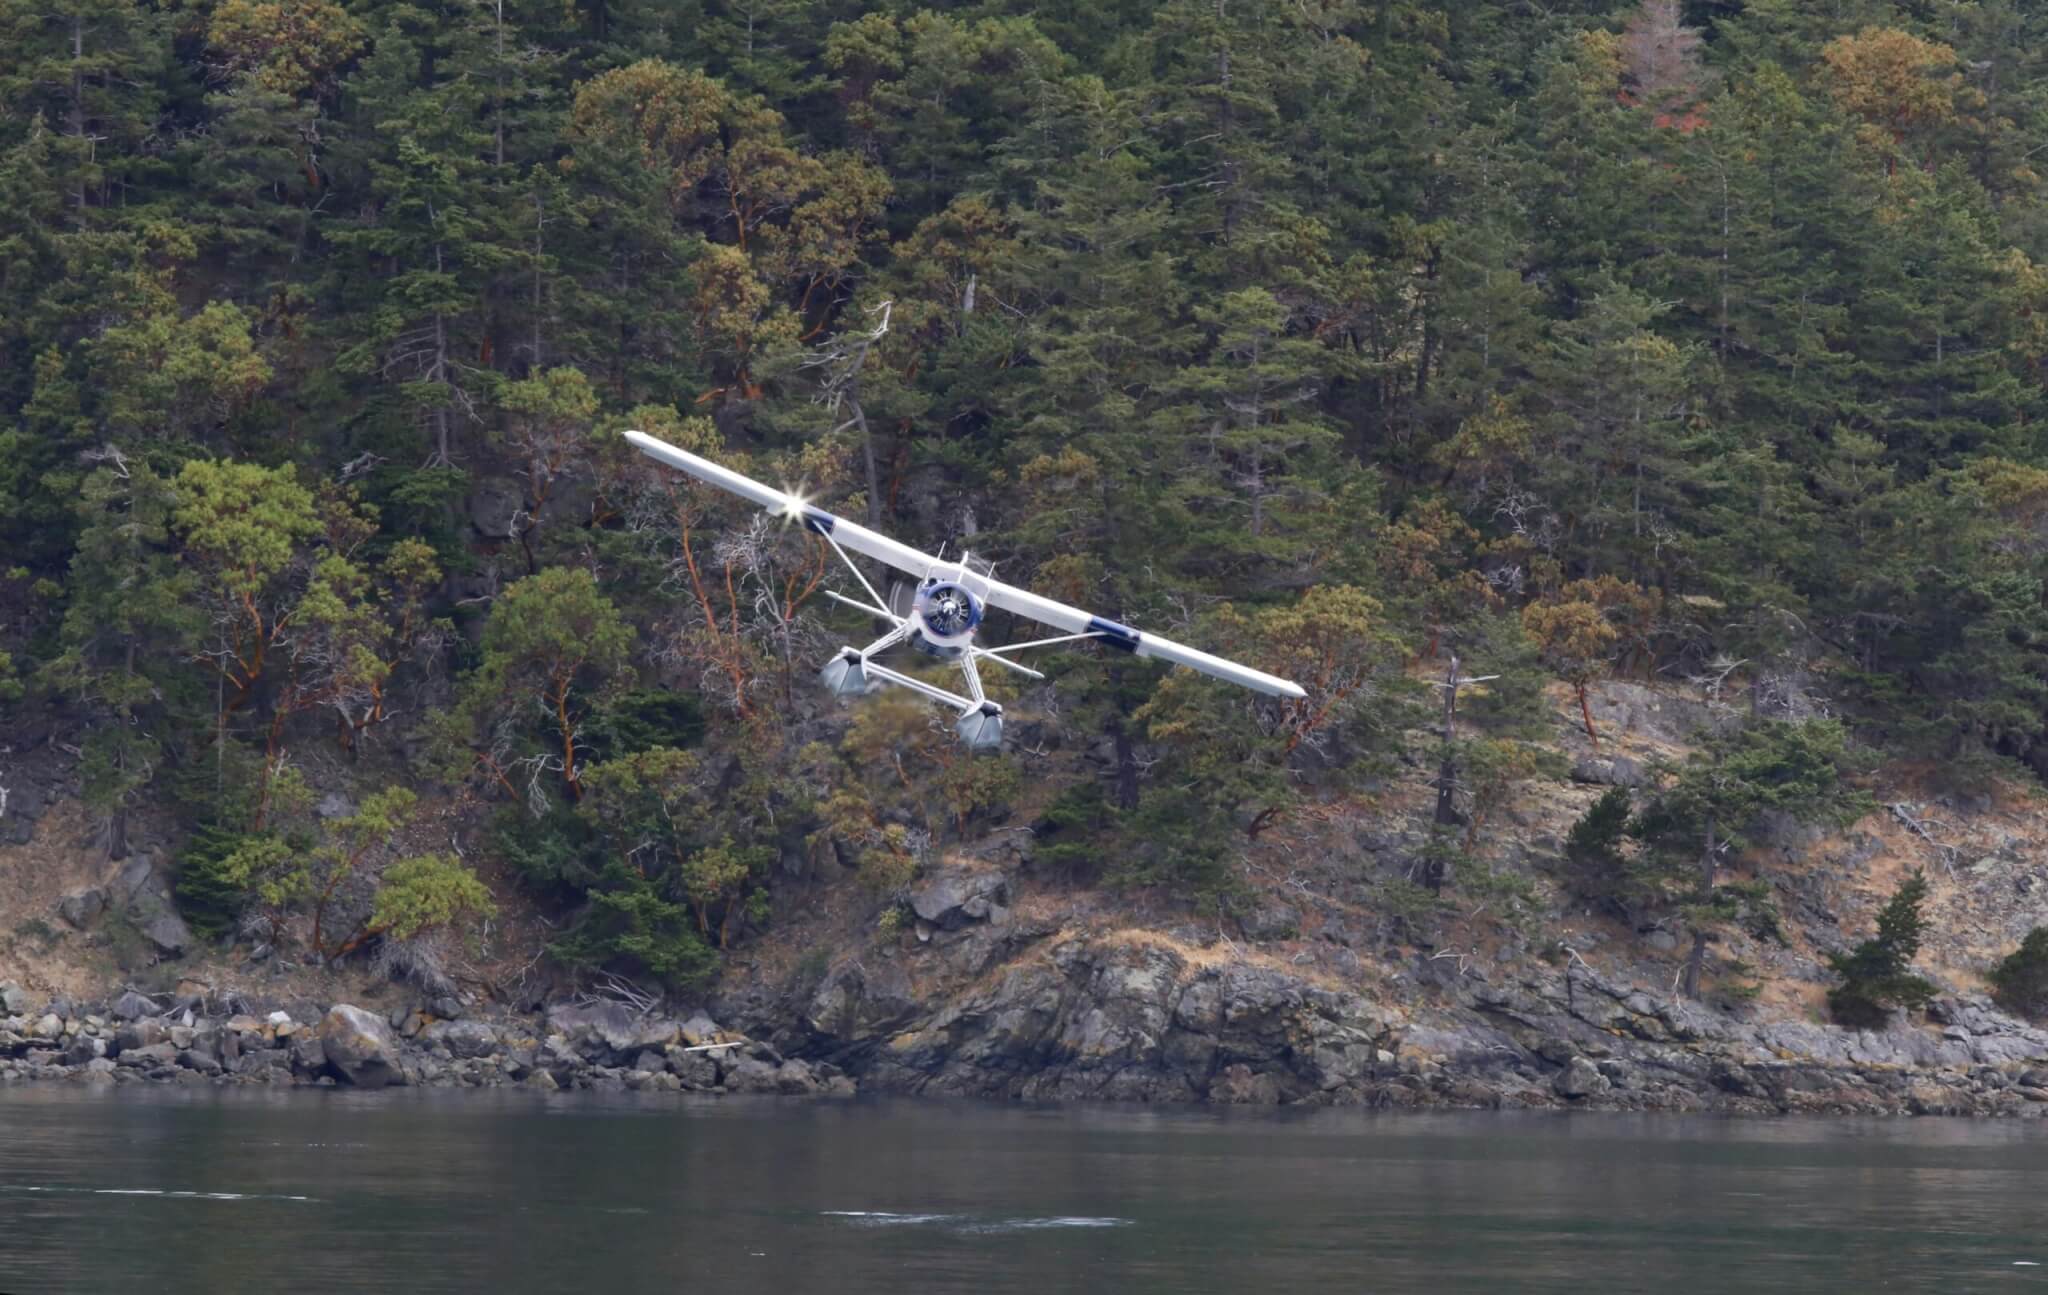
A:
[
  {"xmin": 1827, "ymin": 870, "xmax": 1935, "ymax": 1028},
  {"xmin": 44, "ymin": 455, "xmax": 202, "ymax": 857}
]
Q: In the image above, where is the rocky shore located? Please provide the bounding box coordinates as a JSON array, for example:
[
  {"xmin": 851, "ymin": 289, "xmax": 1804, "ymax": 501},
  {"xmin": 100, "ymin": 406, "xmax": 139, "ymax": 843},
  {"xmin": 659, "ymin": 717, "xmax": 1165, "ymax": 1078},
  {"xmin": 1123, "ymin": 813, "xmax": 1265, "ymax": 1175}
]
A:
[
  {"xmin": 9, "ymin": 950, "xmax": 2048, "ymax": 1116},
  {"xmin": 0, "ymin": 982, "xmax": 851, "ymax": 1097},
  {"xmin": 13, "ymin": 850, "xmax": 2048, "ymax": 1116},
  {"xmin": 719, "ymin": 908, "xmax": 2048, "ymax": 1117}
]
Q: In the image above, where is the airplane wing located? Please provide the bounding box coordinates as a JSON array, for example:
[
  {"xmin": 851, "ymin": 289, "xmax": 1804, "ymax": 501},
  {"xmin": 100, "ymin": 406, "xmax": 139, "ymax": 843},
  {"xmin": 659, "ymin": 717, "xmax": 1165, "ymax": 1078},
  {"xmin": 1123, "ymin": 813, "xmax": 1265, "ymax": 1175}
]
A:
[{"xmin": 624, "ymin": 430, "xmax": 1307, "ymax": 700}]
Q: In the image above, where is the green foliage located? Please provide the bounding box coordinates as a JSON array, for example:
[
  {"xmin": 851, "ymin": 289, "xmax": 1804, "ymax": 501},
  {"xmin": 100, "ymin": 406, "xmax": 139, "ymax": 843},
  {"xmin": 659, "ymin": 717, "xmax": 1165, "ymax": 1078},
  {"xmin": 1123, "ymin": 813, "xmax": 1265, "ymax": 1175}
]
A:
[
  {"xmin": 1033, "ymin": 783, "xmax": 1115, "ymax": 882},
  {"xmin": 585, "ymin": 689, "xmax": 708, "ymax": 761},
  {"xmin": 1562, "ymin": 786, "xmax": 1635, "ymax": 907},
  {"xmin": 551, "ymin": 860, "xmax": 719, "ymax": 989},
  {"xmin": 369, "ymin": 853, "xmax": 496, "ymax": 943},
  {"xmin": 452, "ymin": 566, "xmax": 635, "ymax": 803},
  {"xmin": 175, "ymin": 823, "xmax": 284, "ymax": 941},
  {"xmin": 493, "ymin": 805, "xmax": 602, "ymax": 903},
  {"xmin": 1827, "ymin": 870, "xmax": 1937, "ymax": 1028},
  {"xmin": 1989, "ymin": 928, "xmax": 2048, "ymax": 1021},
  {"xmin": 13, "ymin": 0, "xmax": 2048, "ymax": 979}
]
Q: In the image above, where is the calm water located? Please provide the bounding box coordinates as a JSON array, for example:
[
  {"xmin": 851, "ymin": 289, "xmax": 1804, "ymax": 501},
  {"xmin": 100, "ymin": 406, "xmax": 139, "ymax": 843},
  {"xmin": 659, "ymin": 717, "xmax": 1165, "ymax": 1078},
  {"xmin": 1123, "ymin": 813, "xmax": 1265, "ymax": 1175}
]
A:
[{"xmin": 4, "ymin": 1088, "xmax": 2048, "ymax": 1293}]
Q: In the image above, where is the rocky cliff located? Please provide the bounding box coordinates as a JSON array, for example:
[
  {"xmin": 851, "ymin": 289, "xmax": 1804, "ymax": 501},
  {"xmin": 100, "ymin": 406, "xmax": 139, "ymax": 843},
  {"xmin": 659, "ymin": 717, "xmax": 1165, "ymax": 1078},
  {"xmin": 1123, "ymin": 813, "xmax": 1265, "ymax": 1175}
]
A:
[{"xmin": 9, "ymin": 679, "xmax": 2048, "ymax": 1115}]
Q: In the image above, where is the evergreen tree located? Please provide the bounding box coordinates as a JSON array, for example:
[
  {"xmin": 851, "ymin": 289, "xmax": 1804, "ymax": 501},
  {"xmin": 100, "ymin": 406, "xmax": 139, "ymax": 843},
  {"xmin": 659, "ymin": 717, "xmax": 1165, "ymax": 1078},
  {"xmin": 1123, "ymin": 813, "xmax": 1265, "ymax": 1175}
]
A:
[{"xmin": 1826, "ymin": 870, "xmax": 1935, "ymax": 1028}]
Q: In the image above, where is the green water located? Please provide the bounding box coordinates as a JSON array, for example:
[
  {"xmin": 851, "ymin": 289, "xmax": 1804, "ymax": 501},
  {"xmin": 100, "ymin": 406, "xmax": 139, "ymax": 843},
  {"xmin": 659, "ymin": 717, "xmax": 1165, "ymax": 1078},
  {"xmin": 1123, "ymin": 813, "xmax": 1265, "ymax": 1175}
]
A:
[{"xmin": 3, "ymin": 1087, "xmax": 2047, "ymax": 1292}]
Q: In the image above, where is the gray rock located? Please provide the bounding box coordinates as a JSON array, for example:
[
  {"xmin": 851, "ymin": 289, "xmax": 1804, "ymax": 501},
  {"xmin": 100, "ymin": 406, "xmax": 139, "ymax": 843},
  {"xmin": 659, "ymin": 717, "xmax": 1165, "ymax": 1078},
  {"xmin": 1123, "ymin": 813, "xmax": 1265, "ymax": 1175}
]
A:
[
  {"xmin": 468, "ymin": 478, "xmax": 523, "ymax": 539},
  {"xmin": 110, "ymin": 990, "xmax": 160, "ymax": 1022},
  {"xmin": 30, "ymin": 1014, "xmax": 61, "ymax": 1041},
  {"xmin": 112, "ymin": 854, "xmax": 169, "ymax": 905},
  {"xmin": 1553, "ymin": 1056, "xmax": 1608, "ymax": 1099},
  {"xmin": 57, "ymin": 887, "xmax": 107, "ymax": 929},
  {"xmin": 232, "ymin": 1048, "xmax": 288, "ymax": 1078},
  {"xmin": 420, "ymin": 1019, "xmax": 501, "ymax": 1060},
  {"xmin": 804, "ymin": 962, "xmax": 917, "ymax": 1042},
  {"xmin": 112, "ymin": 1021, "xmax": 168, "ymax": 1055},
  {"xmin": 544, "ymin": 1002, "xmax": 641, "ymax": 1058},
  {"xmin": 316, "ymin": 792, "xmax": 357, "ymax": 821},
  {"xmin": 0, "ymin": 778, "xmax": 50, "ymax": 845},
  {"xmin": 1584, "ymin": 682, "xmax": 1714, "ymax": 745},
  {"xmin": 721, "ymin": 1057, "xmax": 783, "ymax": 1094},
  {"xmin": 178, "ymin": 1048, "xmax": 223, "ymax": 1077},
  {"xmin": 679, "ymin": 1014, "xmax": 722, "ymax": 1047},
  {"xmin": 137, "ymin": 904, "xmax": 192, "ymax": 958},
  {"xmin": 118, "ymin": 1042, "xmax": 178, "ymax": 1069},
  {"xmin": 318, "ymin": 1004, "xmax": 408, "ymax": 1087},
  {"xmin": 1240, "ymin": 902, "xmax": 1301, "ymax": 942},
  {"xmin": 1570, "ymin": 755, "xmax": 1647, "ymax": 788},
  {"xmin": 0, "ymin": 985, "xmax": 28, "ymax": 1016},
  {"xmin": 290, "ymin": 1034, "xmax": 329, "ymax": 1076},
  {"xmin": 908, "ymin": 867, "xmax": 1009, "ymax": 931}
]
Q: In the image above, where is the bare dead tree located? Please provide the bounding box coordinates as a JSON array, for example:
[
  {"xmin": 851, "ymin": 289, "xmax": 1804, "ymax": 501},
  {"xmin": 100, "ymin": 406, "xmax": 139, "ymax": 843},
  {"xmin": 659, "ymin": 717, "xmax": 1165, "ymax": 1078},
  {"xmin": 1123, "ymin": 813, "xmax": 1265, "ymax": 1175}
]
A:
[{"xmin": 799, "ymin": 299, "xmax": 893, "ymax": 529}]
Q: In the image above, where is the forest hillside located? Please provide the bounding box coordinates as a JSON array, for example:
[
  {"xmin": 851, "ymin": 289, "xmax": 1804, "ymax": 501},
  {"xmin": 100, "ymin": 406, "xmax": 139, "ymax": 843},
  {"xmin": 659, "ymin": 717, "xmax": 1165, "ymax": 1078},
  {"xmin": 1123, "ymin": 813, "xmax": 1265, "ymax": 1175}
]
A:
[{"xmin": 9, "ymin": 0, "xmax": 2048, "ymax": 1105}]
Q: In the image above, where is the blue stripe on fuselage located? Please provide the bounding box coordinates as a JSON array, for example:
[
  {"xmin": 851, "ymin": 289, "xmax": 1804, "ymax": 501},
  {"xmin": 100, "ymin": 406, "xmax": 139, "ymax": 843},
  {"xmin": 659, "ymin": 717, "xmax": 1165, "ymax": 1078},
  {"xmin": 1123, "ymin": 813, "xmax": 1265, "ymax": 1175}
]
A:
[
  {"xmin": 1087, "ymin": 617, "xmax": 1141, "ymax": 653},
  {"xmin": 802, "ymin": 507, "xmax": 836, "ymax": 535}
]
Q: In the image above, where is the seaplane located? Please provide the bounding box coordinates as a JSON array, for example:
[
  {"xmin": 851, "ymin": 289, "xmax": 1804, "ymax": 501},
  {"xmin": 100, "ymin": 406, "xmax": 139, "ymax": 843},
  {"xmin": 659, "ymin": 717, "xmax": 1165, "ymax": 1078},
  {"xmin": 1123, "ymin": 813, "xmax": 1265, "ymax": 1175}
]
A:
[{"xmin": 624, "ymin": 430, "xmax": 1306, "ymax": 749}]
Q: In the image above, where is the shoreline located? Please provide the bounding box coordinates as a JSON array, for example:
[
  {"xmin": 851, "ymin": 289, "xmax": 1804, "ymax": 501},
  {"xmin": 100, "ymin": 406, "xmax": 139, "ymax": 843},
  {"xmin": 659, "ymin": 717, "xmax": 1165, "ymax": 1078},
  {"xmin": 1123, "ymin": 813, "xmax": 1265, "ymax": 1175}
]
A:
[{"xmin": 8, "ymin": 976, "xmax": 2048, "ymax": 1119}]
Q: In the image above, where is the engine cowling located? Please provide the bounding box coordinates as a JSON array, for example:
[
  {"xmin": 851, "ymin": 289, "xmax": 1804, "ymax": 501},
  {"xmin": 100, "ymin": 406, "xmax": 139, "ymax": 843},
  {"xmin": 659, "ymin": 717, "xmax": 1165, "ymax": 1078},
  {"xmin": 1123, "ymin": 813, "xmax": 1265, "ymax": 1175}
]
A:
[{"xmin": 911, "ymin": 579, "xmax": 982, "ymax": 657}]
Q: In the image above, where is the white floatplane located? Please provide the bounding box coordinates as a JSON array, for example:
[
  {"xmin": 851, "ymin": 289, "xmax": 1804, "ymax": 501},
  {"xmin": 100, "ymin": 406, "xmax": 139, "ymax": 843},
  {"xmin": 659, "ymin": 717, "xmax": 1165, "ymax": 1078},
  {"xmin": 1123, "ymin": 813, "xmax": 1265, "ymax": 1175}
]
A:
[{"xmin": 624, "ymin": 430, "xmax": 1305, "ymax": 749}]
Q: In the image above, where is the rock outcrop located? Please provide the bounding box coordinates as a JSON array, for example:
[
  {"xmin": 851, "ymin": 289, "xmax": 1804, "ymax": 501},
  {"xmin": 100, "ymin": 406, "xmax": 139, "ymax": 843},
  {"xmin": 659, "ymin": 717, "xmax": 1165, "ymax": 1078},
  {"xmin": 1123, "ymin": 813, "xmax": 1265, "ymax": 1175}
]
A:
[{"xmin": 318, "ymin": 1005, "xmax": 408, "ymax": 1087}]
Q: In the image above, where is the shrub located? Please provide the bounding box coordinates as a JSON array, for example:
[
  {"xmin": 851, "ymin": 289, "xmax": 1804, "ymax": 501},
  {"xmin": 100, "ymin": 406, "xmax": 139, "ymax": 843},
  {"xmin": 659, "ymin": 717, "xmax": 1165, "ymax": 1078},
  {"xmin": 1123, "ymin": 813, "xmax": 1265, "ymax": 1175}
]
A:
[
  {"xmin": 551, "ymin": 861, "xmax": 719, "ymax": 990},
  {"xmin": 585, "ymin": 689, "xmax": 707, "ymax": 761},
  {"xmin": 1827, "ymin": 871, "xmax": 1936, "ymax": 1028},
  {"xmin": 1560, "ymin": 786, "xmax": 1633, "ymax": 908},
  {"xmin": 1990, "ymin": 928, "xmax": 2048, "ymax": 1019},
  {"xmin": 175, "ymin": 823, "xmax": 285, "ymax": 940}
]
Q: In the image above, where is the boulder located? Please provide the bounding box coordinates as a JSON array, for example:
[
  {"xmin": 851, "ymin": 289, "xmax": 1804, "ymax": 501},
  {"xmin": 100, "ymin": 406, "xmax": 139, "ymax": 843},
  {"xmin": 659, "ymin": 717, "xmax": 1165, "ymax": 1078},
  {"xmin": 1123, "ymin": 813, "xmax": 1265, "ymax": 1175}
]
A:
[
  {"xmin": 118, "ymin": 1042, "xmax": 178, "ymax": 1070},
  {"xmin": 1570, "ymin": 755, "xmax": 1648, "ymax": 788},
  {"xmin": 112, "ymin": 854, "xmax": 170, "ymax": 905},
  {"xmin": 679, "ymin": 1013, "xmax": 722, "ymax": 1047},
  {"xmin": 289, "ymin": 1033, "xmax": 329, "ymax": 1077},
  {"xmin": 112, "ymin": 1021, "xmax": 168, "ymax": 1055},
  {"xmin": 0, "ymin": 984, "xmax": 28, "ymax": 1016},
  {"xmin": 178, "ymin": 1049, "xmax": 223, "ymax": 1077},
  {"xmin": 908, "ymin": 867, "xmax": 1009, "ymax": 931},
  {"xmin": 421, "ymin": 1019, "xmax": 501, "ymax": 1060},
  {"xmin": 1554, "ymin": 1056, "xmax": 1610, "ymax": 1099},
  {"xmin": 137, "ymin": 904, "xmax": 192, "ymax": 958},
  {"xmin": 544, "ymin": 1003, "xmax": 640, "ymax": 1058},
  {"xmin": 30, "ymin": 1014, "xmax": 62, "ymax": 1041},
  {"xmin": 110, "ymin": 990, "xmax": 160, "ymax": 1022},
  {"xmin": 721, "ymin": 1056, "xmax": 783, "ymax": 1094},
  {"xmin": 318, "ymin": 1005, "xmax": 408, "ymax": 1087},
  {"xmin": 57, "ymin": 888, "xmax": 108, "ymax": 929}
]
